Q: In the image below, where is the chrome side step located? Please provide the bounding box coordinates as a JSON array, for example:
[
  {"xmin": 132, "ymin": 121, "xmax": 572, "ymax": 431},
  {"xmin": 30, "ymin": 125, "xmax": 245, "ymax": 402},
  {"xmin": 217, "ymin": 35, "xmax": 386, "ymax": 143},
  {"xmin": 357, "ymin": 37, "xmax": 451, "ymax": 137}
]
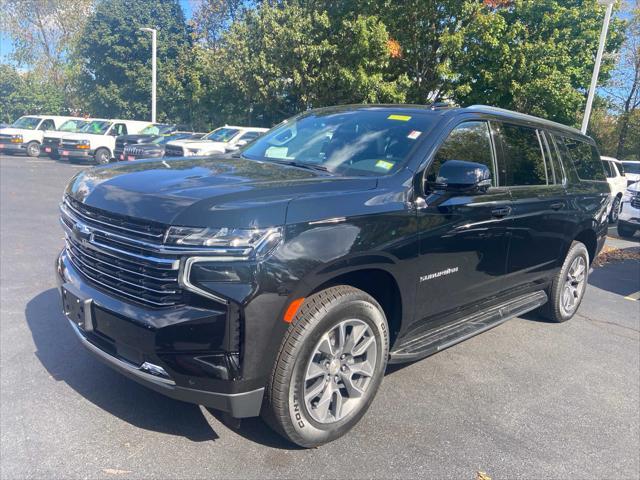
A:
[{"xmin": 389, "ymin": 290, "xmax": 548, "ymax": 363}]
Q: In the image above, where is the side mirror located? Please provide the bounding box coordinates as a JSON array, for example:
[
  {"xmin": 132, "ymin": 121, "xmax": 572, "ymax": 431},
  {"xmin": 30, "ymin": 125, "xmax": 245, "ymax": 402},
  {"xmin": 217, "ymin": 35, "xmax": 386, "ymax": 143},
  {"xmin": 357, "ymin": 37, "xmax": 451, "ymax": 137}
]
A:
[
  {"xmin": 431, "ymin": 160, "xmax": 492, "ymax": 194},
  {"xmin": 236, "ymin": 139, "xmax": 249, "ymax": 147}
]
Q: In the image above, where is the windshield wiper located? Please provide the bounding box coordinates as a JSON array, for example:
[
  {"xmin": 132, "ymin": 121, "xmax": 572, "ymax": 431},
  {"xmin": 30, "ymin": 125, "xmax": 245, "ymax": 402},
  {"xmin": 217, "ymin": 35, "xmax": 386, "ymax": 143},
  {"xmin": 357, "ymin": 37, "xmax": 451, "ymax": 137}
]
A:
[{"xmin": 268, "ymin": 160, "xmax": 334, "ymax": 174}]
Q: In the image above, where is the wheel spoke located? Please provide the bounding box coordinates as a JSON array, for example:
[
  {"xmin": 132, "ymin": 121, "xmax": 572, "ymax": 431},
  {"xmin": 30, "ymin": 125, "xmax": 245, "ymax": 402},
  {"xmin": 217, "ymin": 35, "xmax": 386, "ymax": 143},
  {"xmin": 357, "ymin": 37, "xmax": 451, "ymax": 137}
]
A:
[
  {"xmin": 317, "ymin": 333, "xmax": 335, "ymax": 357},
  {"xmin": 350, "ymin": 359, "xmax": 374, "ymax": 378},
  {"xmin": 352, "ymin": 334, "xmax": 375, "ymax": 357},
  {"xmin": 313, "ymin": 383, "xmax": 334, "ymax": 420},
  {"xmin": 330, "ymin": 389, "xmax": 344, "ymax": 419},
  {"xmin": 341, "ymin": 372, "xmax": 365, "ymax": 398},
  {"xmin": 305, "ymin": 361, "xmax": 326, "ymax": 382},
  {"xmin": 335, "ymin": 322, "xmax": 347, "ymax": 353},
  {"xmin": 305, "ymin": 378, "xmax": 326, "ymax": 402}
]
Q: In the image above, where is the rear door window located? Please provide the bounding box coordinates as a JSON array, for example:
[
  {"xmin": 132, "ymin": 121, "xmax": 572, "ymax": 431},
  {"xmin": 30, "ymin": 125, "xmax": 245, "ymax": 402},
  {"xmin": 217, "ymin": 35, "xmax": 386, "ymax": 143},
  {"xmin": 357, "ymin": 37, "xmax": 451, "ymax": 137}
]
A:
[
  {"xmin": 554, "ymin": 136, "xmax": 606, "ymax": 181},
  {"xmin": 428, "ymin": 121, "xmax": 496, "ymax": 185},
  {"xmin": 602, "ymin": 160, "xmax": 614, "ymax": 177},
  {"xmin": 495, "ymin": 123, "xmax": 548, "ymax": 186}
]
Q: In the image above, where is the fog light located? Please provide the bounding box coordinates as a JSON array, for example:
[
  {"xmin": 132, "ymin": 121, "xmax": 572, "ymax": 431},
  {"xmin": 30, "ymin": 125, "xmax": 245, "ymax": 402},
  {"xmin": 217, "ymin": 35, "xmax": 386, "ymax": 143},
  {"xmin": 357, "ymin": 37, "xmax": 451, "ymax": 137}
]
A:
[{"xmin": 140, "ymin": 361, "xmax": 171, "ymax": 379}]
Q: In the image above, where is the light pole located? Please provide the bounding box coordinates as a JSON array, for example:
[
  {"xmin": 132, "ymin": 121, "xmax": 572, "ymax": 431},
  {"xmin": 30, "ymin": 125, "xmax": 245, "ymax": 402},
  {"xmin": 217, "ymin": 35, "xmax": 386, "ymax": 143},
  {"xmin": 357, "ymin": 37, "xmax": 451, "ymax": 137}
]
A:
[
  {"xmin": 140, "ymin": 27, "xmax": 157, "ymax": 123},
  {"xmin": 581, "ymin": 0, "xmax": 616, "ymax": 134}
]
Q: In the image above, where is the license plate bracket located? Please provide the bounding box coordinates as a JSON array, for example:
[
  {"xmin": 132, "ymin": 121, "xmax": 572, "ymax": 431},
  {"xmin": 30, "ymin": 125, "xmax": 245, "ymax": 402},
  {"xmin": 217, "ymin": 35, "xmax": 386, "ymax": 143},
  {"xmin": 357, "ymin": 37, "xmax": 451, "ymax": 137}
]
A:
[{"xmin": 61, "ymin": 283, "xmax": 93, "ymax": 331}]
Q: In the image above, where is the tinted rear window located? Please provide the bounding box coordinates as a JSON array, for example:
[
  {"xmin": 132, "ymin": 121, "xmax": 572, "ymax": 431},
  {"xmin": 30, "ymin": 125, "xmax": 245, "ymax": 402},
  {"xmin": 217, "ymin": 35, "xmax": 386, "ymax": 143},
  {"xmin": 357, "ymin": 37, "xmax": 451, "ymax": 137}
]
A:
[
  {"xmin": 555, "ymin": 136, "xmax": 606, "ymax": 181},
  {"xmin": 497, "ymin": 123, "xmax": 548, "ymax": 186}
]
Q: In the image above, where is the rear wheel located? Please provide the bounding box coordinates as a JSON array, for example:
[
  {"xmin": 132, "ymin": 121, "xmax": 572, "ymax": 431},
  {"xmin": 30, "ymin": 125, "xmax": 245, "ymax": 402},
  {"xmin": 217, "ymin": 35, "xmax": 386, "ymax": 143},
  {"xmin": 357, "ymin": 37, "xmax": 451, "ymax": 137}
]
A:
[
  {"xmin": 609, "ymin": 196, "xmax": 621, "ymax": 223},
  {"xmin": 617, "ymin": 222, "xmax": 637, "ymax": 238},
  {"xmin": 541, "ymin": 241, "xmax": 589, "ymax": 323},
  {"xmin": 262, "ymin": 286, "xmax": 389, "ymax": 448},
  {"xmin": 26, "ymin": 141, "xmax": 40, "ymax": 157},
  {"xmin": 94, "ymin": 148, "xmax": 111, "ymax": 165}
]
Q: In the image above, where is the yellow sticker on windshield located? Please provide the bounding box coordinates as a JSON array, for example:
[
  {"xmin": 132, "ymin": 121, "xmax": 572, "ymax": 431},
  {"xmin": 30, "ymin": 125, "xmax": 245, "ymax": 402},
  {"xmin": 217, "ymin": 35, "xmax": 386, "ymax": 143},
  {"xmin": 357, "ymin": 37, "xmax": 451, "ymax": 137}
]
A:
[
  {"xmin": 387, "ymin": 114, "xmax": 412, "ymax": 121},
  {"xmin": 376, "ymin": 160, "xmax": 394, "ymax": 171}
]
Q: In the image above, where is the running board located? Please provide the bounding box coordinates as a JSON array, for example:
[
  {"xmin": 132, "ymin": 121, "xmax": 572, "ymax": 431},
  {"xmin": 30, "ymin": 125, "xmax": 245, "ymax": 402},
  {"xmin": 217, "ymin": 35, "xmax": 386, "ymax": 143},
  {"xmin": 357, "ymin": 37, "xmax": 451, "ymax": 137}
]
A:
[{"xmin": 389, "ymin": 290, "xmax": 548, "ymax": 363}]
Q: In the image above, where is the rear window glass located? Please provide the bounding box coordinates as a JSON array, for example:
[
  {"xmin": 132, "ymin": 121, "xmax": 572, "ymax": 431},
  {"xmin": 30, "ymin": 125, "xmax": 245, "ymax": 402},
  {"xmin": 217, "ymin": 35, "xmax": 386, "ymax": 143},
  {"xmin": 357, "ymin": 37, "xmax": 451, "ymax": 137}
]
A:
[
  {"xmin": 497, "ymin": 124, "xmax": 548, "ymax": 186},
  {"xmin": 622, "ymin": 162, "xmax": 640, "ymax": 174},
  {"xmin": 602, "ymin": 160, "xmax": 613, "ymax": 177},
  {"xmin": 555, "ymin": 136, "xmax": 606, "ymax": 181}
]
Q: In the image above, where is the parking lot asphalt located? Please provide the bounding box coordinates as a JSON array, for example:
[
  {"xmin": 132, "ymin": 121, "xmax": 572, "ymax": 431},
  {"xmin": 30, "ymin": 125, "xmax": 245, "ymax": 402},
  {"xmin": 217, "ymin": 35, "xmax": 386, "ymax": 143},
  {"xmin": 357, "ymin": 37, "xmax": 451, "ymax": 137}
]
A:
[{"xmin": 1, "ymin": 154, "xmax": 638, "ymax": 479}]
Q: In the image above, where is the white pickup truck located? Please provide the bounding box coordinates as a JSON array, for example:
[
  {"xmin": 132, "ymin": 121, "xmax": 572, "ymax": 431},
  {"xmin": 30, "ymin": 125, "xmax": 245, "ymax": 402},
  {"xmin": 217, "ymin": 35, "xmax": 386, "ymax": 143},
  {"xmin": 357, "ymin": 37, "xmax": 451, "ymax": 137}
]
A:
[
  {"xmin": 59, "ymin": 119, "xmax": 150, "ymax": 164},
  {"xmin": 164, "ymin": 126, "xmax": 267, "ymax": 157},
  {"xmin": 0, "ymin": 115, "xmax": 83, "ymax": 157}
]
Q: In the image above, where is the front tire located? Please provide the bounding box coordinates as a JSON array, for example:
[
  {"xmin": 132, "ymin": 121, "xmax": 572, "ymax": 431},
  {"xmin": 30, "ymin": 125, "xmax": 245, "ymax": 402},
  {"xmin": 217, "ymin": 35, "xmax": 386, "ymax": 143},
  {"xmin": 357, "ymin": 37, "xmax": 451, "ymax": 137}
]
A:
[
  {"xmin": 262, "ymin": 286, "xmax": 389, "ymax": 448},
  {"xmin": 541, "ymin": 241, "xmax": 589, "ymax": 323},
  {"xmin": 609, "ymin": 196, "xmax": 621, "ymax": 223},
  {"xmin": 26, "ymin": 141, "xmax": 40, "ymax": 157},
  {"xmin": 94, "ymin": 148, "xmax": 111, "ymax": 165},
  {"xmin": 617, "ymin": 222, "xmax": 637, "ymax": 238}
]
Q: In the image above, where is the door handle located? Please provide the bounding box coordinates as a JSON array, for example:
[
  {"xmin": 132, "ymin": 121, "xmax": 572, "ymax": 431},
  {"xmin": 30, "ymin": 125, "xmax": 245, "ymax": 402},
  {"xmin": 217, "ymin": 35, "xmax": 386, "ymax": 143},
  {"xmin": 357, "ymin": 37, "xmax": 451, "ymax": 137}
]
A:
[
  {"xmin": 550, "ymin": 202, "xmax": 564, "ymax": 211},
  {"xmin": 491, "ymin": 206, "xmax": 512, "ymax": 218}
]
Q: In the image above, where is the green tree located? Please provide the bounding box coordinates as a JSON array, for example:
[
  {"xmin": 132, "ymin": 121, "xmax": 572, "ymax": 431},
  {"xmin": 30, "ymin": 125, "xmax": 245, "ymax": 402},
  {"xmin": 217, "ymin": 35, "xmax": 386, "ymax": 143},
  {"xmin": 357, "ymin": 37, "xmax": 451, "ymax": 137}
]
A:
[
  {"xmin": 0, "ymin": 64, "xmax": 65, "ymax": 122},
  {"xmin": 207, "ymin": 3, "xmax": 407, "ymax": 127},
  {"xmin": 73, "ymin": 0, "xmax": 192, "ymax": 121},
  {"xmin": 452, "ymin": 0, "xmax": 625, "ymax": 125}
]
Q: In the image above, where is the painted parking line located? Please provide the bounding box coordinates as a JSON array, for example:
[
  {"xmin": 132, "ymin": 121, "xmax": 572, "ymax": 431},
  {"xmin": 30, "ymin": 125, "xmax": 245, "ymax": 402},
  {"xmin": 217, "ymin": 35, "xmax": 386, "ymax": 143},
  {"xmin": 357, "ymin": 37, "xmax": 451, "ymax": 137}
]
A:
[{"xmin": 624, "ymin": 291, "xmax": 640, "ymax": 301}]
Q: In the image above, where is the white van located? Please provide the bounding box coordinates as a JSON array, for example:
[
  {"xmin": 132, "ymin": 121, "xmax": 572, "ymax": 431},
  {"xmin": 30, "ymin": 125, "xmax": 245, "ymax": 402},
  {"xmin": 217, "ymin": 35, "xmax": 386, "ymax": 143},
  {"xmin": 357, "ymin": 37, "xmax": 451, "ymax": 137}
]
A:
[
  {"xmin": 42, "ymin": 118, "xmax": 93, "ymax": 159},
  {"xmin": 164, "ymin": 126, "xmax": 268, "ymax": 157},
  {"xmin": 601, "ymin": 156, "xmax": 628, "ymax": 223},
  {"xmin": 0, "ymin": 115, "xmax": 84, "ymax": 157},
  {"xmin": 59, "ymin": 119, "xmax": 150, "ymax": 164}
]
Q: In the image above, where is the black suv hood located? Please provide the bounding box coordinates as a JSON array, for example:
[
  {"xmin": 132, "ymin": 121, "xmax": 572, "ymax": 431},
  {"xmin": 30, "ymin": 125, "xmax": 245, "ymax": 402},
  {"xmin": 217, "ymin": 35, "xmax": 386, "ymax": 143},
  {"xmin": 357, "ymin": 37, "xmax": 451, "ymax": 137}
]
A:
[
  {"xmin": 118, "ymin": 134, "xmax": 158, "ymax": 144},
  {"xmin": 66, "ymin": 156, "xmax": 376, "ymax": 228}
]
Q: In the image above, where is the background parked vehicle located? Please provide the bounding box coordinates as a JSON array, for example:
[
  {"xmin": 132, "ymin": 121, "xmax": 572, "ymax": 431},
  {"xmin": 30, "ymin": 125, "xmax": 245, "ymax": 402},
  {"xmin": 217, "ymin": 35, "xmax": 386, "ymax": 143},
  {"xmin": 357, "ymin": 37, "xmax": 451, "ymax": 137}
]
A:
[
  {"xmin": 602, "ymin": 156, "xmax": 628, "ymax": 223},
  {"xmin": 0, "ymin": 115, "xmax": 84, "ymax": 157},
  {"xmin": 622, "ymin": 161, "xmax": 640, "ymax": 186},
  {"xmin": 618, "ymin": 181, "xmax": 640, "ymax": 238},
  {"xmin": 59, "ymin": 119, "xmax": 149, "ymax": 164},
  {"xmin": 164, "ymin": 126, "xmax": 267, "ymax": 157},
  {"xmin": 121, "ymin": 132, "xmax": 204, "ymax": 161},
  {"xmin": 113, "ymin": 123, "xmax": 178, "ymax": 160},
  {"xmin": 43, "ymin": 119, "xmax": 92, "ymax": 159}
]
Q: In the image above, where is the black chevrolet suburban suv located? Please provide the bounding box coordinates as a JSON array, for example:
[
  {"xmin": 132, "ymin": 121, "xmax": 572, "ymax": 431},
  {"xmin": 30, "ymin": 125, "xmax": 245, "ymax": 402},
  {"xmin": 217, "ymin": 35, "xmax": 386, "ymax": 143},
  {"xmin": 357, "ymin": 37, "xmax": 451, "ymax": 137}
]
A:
[{"xmin": 56, "ymin": 105, "xmax": 609, "ymax": 447}]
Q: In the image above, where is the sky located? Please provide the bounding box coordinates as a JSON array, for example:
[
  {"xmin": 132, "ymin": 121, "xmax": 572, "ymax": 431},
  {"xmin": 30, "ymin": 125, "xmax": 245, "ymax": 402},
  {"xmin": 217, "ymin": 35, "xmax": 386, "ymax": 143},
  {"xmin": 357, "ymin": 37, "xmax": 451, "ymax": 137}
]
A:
[{"xmin": 0, "ymin": 0, "xmax": 196, "ymax": 62}]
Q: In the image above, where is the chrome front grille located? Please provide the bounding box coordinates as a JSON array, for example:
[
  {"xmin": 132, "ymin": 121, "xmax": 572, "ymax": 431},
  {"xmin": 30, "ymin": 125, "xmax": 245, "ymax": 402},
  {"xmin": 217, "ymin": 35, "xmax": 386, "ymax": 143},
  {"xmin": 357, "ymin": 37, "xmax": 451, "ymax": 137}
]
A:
[
  {"xmin": 164, "ymin": 145, "xmax": 184, "ymax": 157},
  {"xmin": 60, "ymin": 196, "xmax": 183, "ymax": 307},
  {"xmin": 0, "ymin": 134, "xmax": 12, "ymax": 144},
  {"xmin": 43, "ymin": 137, "xmax": 60, "ymax": 146}
]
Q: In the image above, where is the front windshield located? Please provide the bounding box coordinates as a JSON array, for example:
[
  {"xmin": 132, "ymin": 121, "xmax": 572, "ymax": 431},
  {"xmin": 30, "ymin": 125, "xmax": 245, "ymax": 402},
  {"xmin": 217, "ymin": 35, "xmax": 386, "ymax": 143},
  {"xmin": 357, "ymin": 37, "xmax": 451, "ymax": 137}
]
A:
[
  {"xmin": 204, "ymin": 127, "xmax": 240, "ymax": 142},
  {"xmin": 79, "ymin": 120, "xmax": 112, "ymax": 135},
  {"xmin": 141, "ymin": 123, "xmax": 174, "ymax": 135},
  {"xmin": 12, "ymin": 116, "xmax": 41, "ymax": 130},
  {"xmin": 58, "ymin": 120, "xmax": 89, "ymax": 132},
  {"xmin": 622, "ymin": 162, "xmax": 640, "ymax": 174},
  {"xmin": 242, "ymin": 109, "xmax": 437, "ymax": 176}
]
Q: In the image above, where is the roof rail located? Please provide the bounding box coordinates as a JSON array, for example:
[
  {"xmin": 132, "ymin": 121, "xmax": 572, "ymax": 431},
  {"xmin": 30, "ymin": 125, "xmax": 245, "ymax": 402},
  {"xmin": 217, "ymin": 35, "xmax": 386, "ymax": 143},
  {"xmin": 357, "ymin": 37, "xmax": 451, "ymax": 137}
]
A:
[{"xmin": 465, "ymin": 105, "xmax": 584, "ymax": 136}]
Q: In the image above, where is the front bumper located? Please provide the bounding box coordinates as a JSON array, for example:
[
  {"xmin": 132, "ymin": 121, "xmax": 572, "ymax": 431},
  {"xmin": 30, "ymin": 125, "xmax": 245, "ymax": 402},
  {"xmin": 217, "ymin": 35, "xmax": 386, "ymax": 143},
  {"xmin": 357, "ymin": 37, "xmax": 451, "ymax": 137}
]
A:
[
  {"xmin": 56, "ymin": 250, "xmax": 265, "ymax": 417},
  {"xmin": 0, "ymin": 142, "xmax": 26, "ymax": 153},
  {"xmin": 60, "ymin": 149, "xmax": 93, "ymax": 161},
  {"xmin": 619, "ymin": 201, "xmax": 640, "ymax": 224}
]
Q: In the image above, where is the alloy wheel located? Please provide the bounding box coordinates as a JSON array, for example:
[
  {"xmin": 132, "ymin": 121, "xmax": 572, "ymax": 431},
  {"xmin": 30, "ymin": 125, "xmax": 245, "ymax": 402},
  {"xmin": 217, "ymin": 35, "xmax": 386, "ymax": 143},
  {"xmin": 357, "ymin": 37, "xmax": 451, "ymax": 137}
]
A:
[
  {"xmin": 561, "ymin": 255, "xmax": 587, "ymax": 316},
  {"xmin": 303, "ymin": 319, "xmax": 377, "ymax": 424}
]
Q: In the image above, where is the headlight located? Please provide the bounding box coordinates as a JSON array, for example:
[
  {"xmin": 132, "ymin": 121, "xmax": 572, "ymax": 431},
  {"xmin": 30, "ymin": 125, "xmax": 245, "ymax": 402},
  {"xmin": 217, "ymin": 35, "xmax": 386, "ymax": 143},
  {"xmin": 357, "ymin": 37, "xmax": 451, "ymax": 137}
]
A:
[
  {"xmin": 622, "ymin": 189, "xmax": 634, "ymax": 202},
  {"xmin": 186, "ymin": 148, "xmax": 200, "ymax": 155},
  {"xmin": 77, "ymin": 140, "xmax": 90, "ymax": 149},
  {"xmin": 10, "ymin": 134, "xmax": 23, "ymax": 143},
  {"xmin": 165, "ymin": 226, "xmax": 282, "ymax": 258}
]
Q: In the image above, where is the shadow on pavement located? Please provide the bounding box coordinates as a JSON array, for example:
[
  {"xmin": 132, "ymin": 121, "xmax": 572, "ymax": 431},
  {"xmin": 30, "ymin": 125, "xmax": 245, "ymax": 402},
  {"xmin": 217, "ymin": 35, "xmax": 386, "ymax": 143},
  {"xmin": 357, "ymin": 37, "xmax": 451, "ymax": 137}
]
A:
[
  {"xmin": 25, "ymin": 288, "xmax": 299, "ymax": 448},
  {"xmin": 589, "ymin": 259, "xmax": 640, "ymax": 298}
]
